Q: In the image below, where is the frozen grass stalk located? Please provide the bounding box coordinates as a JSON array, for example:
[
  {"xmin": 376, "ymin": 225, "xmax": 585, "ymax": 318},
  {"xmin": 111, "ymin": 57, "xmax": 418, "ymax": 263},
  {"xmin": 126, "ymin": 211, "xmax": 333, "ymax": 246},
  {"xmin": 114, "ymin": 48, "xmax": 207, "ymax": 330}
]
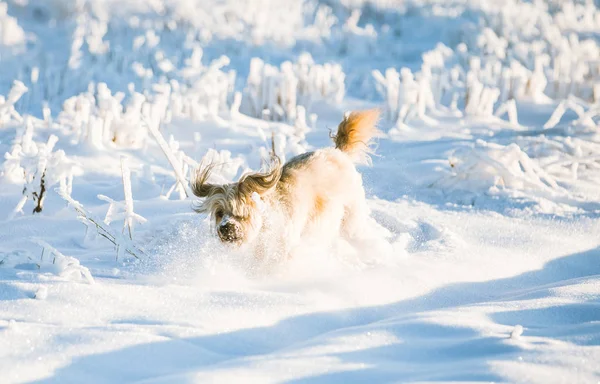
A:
[
  {"xmin": 57, "ymin": 188, "xmax": 146, "ymax": 260},
  {"xmin": 144, "ymin": 116, "xmax": 193, "ymax": 198},
  {"xmin": 120, "ymin": 156, "xmax": 147, "ymax": 239}
]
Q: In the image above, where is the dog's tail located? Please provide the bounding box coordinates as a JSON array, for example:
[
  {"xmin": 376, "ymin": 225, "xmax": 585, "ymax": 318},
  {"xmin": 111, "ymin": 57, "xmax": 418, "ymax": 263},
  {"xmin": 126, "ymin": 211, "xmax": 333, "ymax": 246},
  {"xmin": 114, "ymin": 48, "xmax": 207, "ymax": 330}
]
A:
[{"xmin": 332, "ymin": 108, "xmax": 381, "ymax": 164}]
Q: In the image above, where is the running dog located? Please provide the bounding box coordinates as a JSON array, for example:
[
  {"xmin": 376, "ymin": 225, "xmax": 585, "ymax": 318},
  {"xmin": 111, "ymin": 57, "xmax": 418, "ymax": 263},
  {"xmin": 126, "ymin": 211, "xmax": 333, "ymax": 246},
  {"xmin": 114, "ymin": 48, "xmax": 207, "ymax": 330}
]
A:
[{"xmin": 192, "ymin": 109, "xmax": 380, "ymax": 259}]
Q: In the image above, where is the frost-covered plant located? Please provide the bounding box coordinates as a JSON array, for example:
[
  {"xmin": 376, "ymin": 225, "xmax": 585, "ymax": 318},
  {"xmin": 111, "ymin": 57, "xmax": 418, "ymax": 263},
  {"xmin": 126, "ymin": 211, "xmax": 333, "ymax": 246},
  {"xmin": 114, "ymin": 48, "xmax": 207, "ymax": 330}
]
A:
[
  {"xmin": 432, "ymin": 140, "xmax": 565, "ymax": 195},
  {"xmin": 57, "ymin": 188, "xmax": 146, "ymax": 260},
  {"xmin": 464, "ymin": 73, "xmax": 500, "ymax": 118},
  {"xmin": 374, "ymin": 45, "xmax": 525, "ymax": 127},
  {"xmin": 241, "ymin": 53, "xmax": 344, "ymax": 122},
  {"xmin": 54, "ymin": 49, "xmax": 236, "ymax": 150},
  {"xmin": 57, "ymin": 82, "xmax": 151, "ymax": 149},
  {"xmin": 298, "ymin": 4, "xmax": 337, "ymax": 42},
  {"xmin": 58, "ymin": 83, "xmax": 117, "ymax": 147},
  {"xmin": 0, "ymin": 81, "xmax": 28, "ymax": 125},
  {"xmin": 3, "ymin": 120, "xmax": 76, "ymax": 218},
  {"xmin": 295, "ymin": 53, "xmax": 345, "ymax": 110},
  {"xmin": 66, "ymin": 13, "xmax": 109, "ymax": 70},
  {"xmin": 294, "ymin": 105, "xmax": 309, "ymax": 139},
  {"xmin": 494, "ymin": 99, "xmax": 519, "ymax": 127},
  {"xmin": 173, "ymin": 49, "xmax": 236, "ymax": 120},
  {"xmin": 543, "ymin": 98, "xmax": 597, "ymax": 130},
  {"xmin": 144, "ymin": 118, "xmax": 193, "ymax": 199},
  {"xmin": 163, "ymin": 134, "xmax": 197, "ymax": 200},
  {"xmin": 338, "ymin": 10, "xmax": 377, "ymax": 56},
  {"xmin": 372, "ymin": 67, "xmax": 436, "ymax": 128},
  {"xmin": 470, "ymin": 0, "xmax": 600, "ymax": 102},
  {"xmin": 120, "ymin": 156, "xmax": 146, "ymax": 238},
  {"xmin": 373, "ymin": 0, "xmax": 600, "ymax": 127},
  {"xmin": 518, "ymin": 135, "xmax": 600, "ymax": 183},
  {"xmin": 0, "ymin": 2, "xmax": 26, "ymax": 47},
  {"xmin": 111, "ymin": 91, "xmax": 148, "ymax": 147},
  {"xmin": 197, "ymin": 148, "xmax": 247, "ymax": 184},
  {"xmin": 242, "ymin": 58, "xmax": 298, "ymax": 122},
  {"xmin": 94, "ymin": 158, "xmax": 147, "ymax": 240}
]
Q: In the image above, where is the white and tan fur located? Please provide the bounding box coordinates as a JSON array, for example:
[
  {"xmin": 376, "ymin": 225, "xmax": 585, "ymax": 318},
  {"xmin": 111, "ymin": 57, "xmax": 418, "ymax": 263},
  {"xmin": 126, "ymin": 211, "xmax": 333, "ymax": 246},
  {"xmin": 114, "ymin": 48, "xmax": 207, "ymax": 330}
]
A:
[{"xmin": 192, "ymin": 109, "xmax": 380, "ymax": 260}]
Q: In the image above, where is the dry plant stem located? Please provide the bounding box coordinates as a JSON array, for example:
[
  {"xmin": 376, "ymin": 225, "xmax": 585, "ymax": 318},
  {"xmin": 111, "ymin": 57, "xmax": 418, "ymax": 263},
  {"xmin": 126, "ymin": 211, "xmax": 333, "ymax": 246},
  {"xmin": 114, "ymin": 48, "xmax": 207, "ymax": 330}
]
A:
[
  {"xmin": 32, "ymin": 170, "xmax": 46, "ymax": 214},
  {"xmin": 270, "ymin": 131, "xmax": 276, "ymax": 158}
]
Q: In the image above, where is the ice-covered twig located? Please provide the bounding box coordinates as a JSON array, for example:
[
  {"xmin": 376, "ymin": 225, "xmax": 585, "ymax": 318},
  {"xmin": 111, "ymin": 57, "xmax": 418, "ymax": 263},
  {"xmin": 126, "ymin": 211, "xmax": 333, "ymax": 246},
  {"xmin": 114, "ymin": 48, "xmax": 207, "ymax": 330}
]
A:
[
  {"xmin": 494, "ymin": 99, "xmax": 520, "ymax": 126},
  {"xmin": 56, "ymin": 188, "xmax": 146, "ymax": 260},
  {"xmin": 543, "ymin": 101, "xmax": 568, "ymax": 129},
  {"xmin": 120, "ymin": 156, "xmax": 147, "ymax": 239},
  {"xmin": 143, "ymin": 116, "xmax": 193, "ymax": 198},
  {"xmin": 0, "ymin": 81, "xmax": 28, "ymax": 124},
  {"xmin": 544, "ymin": 98, "xmax": 596, "ymax": 129},
  {"xmin": 97, "ymin": 194, "xmax": 121, "ymax": 225}
]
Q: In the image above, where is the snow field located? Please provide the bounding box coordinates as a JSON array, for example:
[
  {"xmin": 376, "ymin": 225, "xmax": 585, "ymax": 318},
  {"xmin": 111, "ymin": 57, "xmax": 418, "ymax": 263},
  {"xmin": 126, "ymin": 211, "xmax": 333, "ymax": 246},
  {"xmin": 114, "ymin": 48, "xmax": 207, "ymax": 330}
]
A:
[{"xmin": 1, "ymin": 0, "xmax": 600, "ymax": 383}]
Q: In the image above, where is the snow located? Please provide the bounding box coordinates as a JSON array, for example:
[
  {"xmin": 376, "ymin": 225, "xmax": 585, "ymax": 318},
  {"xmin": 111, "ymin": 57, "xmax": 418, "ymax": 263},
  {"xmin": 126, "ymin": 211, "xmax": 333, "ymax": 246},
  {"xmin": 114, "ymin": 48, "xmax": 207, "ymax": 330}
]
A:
[{"xmin": 1, "ymin": 0, "xmax": 600, "ymax": 383}]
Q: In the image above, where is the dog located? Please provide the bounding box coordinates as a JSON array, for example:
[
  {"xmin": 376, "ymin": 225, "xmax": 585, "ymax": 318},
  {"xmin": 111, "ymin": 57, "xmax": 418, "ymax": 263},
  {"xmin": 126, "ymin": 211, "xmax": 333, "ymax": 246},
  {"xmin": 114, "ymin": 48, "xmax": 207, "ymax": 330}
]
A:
[{"xmin": 192, "ymin": 109, "xmax": 381, "ymax": 261}]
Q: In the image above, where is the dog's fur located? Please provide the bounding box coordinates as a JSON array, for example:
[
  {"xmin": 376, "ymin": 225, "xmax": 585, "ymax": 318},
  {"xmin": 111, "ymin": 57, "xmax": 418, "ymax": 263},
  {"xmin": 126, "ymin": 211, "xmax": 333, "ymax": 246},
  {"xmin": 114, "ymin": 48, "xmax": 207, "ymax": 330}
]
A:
[{"xmin": 192, "ymin": 109, "xmax": 380, "ymax": 259}]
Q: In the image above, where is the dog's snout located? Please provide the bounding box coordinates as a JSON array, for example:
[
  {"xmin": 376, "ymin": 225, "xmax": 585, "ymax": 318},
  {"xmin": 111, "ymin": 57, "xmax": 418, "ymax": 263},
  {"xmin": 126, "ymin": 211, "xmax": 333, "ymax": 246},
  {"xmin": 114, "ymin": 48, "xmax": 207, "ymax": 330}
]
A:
[
  {"xmin": 219, "ymin": 222, "xmax": 234, "ymax": 235},
  {"xmin": 218, "ymin": 221, "xmax": 239, "ymax": 242}
]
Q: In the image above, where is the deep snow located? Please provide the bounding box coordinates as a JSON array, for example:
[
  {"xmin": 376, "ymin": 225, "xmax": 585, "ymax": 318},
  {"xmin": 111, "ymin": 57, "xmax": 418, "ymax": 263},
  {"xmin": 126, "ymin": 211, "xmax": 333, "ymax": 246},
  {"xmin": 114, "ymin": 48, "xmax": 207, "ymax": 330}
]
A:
[{"xmin": 1, "ymin": 0, "xmax": 600, "ymax": 383}]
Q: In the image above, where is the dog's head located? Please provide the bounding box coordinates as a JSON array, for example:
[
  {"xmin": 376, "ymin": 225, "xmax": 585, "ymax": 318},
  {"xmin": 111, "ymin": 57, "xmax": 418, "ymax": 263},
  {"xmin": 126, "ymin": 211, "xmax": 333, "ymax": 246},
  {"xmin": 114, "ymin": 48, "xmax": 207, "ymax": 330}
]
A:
[{"xmin": 191, "ymin": 158, "xmax": 282, "ymax": 246}]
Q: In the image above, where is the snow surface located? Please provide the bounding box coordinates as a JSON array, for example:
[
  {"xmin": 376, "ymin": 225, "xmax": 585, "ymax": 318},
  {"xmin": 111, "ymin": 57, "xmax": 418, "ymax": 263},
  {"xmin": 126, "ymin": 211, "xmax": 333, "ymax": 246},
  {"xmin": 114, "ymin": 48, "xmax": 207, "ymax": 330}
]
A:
[{"xmin": 1, "ymin": 0, "xmax": 600, "ymax": 383}]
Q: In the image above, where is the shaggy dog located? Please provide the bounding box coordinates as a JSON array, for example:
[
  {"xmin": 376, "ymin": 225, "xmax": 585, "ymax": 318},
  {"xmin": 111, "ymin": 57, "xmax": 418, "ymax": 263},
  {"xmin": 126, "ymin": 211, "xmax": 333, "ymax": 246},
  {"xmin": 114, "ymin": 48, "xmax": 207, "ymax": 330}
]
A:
[{"xmin": 192, "ymin": 109, "xmax": 380, "ymax": 260}]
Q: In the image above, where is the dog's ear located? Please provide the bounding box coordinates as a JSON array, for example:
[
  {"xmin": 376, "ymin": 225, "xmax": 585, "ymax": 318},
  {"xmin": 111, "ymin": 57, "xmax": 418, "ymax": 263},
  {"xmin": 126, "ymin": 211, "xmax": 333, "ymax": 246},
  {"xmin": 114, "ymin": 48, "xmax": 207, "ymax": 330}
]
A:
[
  {"xmin": 191, "ymin": 163, "xmax": 222, "ymax": 198},
  {"xmin": 238, "ymin": 156, "xmax": 282, "ymax": 197}
]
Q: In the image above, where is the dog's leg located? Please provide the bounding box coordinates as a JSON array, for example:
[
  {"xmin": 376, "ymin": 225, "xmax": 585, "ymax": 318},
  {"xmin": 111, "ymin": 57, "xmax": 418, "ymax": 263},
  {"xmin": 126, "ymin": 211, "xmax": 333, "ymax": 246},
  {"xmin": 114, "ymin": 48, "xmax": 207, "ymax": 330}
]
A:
[
  {"xmin": 341, "ymin": 197, "xmax": 370, "ymax": 241},
  {"xmin": 341, "ymin": 190, "xmax": 393, "ymax": 265},
  {"xmin": 253, "ymin": 209, "xmax": 298, "ymax": 262}
]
